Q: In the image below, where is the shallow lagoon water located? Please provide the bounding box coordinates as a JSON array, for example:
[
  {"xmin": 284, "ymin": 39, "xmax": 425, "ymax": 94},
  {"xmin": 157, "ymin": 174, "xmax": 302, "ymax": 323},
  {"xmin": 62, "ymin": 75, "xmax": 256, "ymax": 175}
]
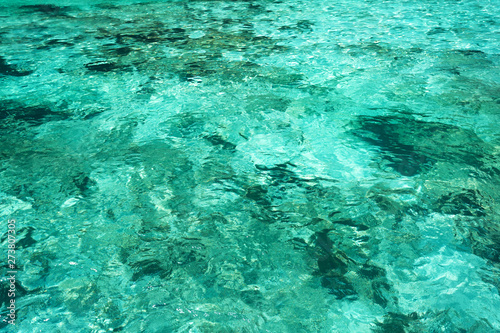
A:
[{"xmin": 1, "ymin": 0, "xmax": 500, "ymax": 332}]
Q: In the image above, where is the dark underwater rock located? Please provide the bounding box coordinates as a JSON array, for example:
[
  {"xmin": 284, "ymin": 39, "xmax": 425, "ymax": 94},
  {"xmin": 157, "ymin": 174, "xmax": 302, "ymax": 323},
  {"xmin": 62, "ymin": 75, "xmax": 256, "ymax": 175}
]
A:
[
  {"xmin": 321, "ymin": 275, "xmax": 357, "ymax": 300},
  {"xmin": 297, "ymin": 20, "xmax": 314, "ymax": 31},
  {"xmin": 0, "ymin": 100, "xmax": 68, "ymax": 126},
  {"xmin": 318, "ymin": 254, "xmax": 347, "ymax": 274},
  {"xmin": 15, "ymin": 227, "xmax": 37, "ymax": 249},
  {"xmin": 240, "ymin": 289, "xmax": 265, "ymax": 307},
  {"xmin": 1, "ymin": 226, "xmax": 36, "ymax": 249},
  {"xmin": 434, "ymin": 189, "xmax": 486, "ymax": 217},
  {"xmin": 203, "ymin": 133, "xmax": 236, "ymax": 150},
  {"xmin": 85, "ymin": 61, "xmax": 120, "ymax": 72},
  {"xmin": 114, "ymin": 46, "xmax": 132, "ymax": 56},
  {"xmin": 72, "ymin": 173, "xmax": 96, "ymax": 195},
  {"xmin": 19, "ymin": 4, "xmax": 69, "ymax": 15},
  {"xmin": 130, "ymin": 258, "xmax": 172, "ymax": 281},
  {"xmin": 255, "ymin": 163, "xmax": 304, "ymax": 185},
  {"xmin": 315, "ymin": 229, "xmax": 334, "ymax": 254},
  {"xmin": 244, "ymin": 185, "xmax": 271, "ymax": 206},
  {"xmin": 353, "ymin": 115, "xmax": 492, "ymax": 176},
  {"xmin": 372, "ymin": 281, "xmax": 394, "ymax": 308},
  {"xmin": 0, "ymin": 56, "xmax": 32, "ymax": 77},
  {"xmin": 373, "ymin": 312, "xmax": 418, "ymax": 333},
  {"xmin": 359, "ymin": 263, "xmax": 386, "ymax": 279},
  {"xmin": 456, "ymin": 218, "xmax": 500, "ymax": 265},
  {"xmin": 427, "ymin": 27, "xmax": 448, "ymax": 35},
  {"xmin": 353, "ymin": 115, "xmax": 433, "ymax": 176}
]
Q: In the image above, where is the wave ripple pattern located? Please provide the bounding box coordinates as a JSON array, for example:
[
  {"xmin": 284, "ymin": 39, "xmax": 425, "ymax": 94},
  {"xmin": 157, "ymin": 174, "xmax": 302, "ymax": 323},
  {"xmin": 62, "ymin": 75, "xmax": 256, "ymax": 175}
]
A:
[{"xmin": 0, "ymin": 0, "xmax": 499, "ymax": 332}]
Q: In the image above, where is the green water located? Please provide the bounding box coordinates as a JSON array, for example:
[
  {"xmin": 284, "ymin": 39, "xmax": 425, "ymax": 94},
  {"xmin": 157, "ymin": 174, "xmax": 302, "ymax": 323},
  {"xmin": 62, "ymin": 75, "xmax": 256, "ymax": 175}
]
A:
[{"xmin": 1, "ymin": 0, "xmax": 500, "ymax": 332}]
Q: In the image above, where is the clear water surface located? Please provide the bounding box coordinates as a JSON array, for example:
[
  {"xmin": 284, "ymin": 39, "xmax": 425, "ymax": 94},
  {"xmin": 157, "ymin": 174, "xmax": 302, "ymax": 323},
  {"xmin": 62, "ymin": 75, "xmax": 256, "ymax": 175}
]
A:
[{"xmin": 0, "ymin": 0, "xmax": 499, "ymax": 332}]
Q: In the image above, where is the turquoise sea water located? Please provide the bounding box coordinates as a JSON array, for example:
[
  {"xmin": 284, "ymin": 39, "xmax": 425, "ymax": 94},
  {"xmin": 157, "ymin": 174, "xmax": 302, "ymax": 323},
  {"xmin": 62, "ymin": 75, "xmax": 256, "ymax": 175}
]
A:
[{"xmin": 1, "ymin": 0, "xmax": 499, "ymax": 331}]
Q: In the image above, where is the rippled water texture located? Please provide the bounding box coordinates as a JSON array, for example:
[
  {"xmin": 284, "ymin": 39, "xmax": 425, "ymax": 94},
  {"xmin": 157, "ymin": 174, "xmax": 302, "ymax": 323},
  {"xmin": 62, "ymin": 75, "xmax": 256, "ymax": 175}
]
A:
[{"xmin": 1, "ymin": 0, "xmax": 500, "ymax": 331}]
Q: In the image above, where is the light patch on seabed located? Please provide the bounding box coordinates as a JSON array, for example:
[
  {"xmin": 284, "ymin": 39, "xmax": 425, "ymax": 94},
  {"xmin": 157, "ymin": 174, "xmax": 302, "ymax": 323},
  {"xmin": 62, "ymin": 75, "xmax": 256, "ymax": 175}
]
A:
[{"xmin": 388, "ymin": 213, "xmax": 500, "ymax": 330}]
